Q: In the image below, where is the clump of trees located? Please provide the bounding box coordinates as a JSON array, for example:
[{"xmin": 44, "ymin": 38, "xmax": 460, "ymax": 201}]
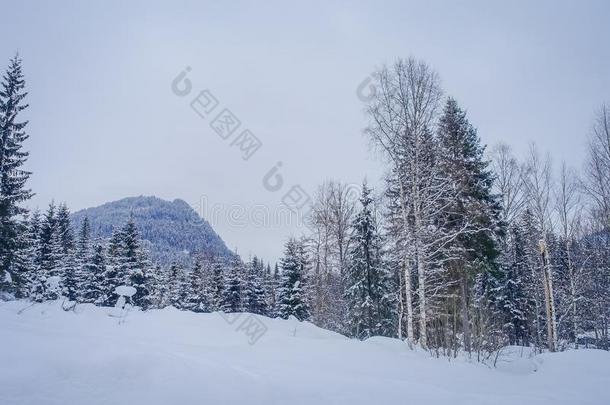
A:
[{"xmin": 303, "ymin": 58, "xmax": 610, "ymax": 355}]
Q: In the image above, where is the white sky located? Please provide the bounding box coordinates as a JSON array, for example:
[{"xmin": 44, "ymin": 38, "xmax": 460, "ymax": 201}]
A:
[{"xmin": 2, "ymin": 0, "xmax": 609, "ymax": 262}]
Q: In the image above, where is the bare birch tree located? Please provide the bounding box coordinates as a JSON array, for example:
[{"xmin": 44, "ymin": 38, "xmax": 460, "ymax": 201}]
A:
[
  {"xmin": 522, "ymin": 144, "xmax": 558, "ymax": 352},
  {"xmin": 307, "ymin": 180, "xmax": 356, "ymax": 331},
  {"xmin": 584, "ymin": 104, "xmax": 610, "ymax": 229},
  {"xmin": 491, "ymin": 143, "xmax": 526, "ymax": 227},
  {"xmin": 365, "ymin": 57, "xmax": 446, "ymax": 347}
]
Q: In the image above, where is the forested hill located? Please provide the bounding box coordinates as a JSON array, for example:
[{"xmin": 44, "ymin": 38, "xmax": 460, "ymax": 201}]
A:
[{"xmin": 71, "ymin": 196, "xmax": 233, "ymax": 266}]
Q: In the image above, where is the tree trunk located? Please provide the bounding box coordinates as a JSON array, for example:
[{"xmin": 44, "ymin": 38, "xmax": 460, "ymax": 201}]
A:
[
  {"xmin": 565, "ymin": 240, "xmax": 578, "ymax": 348},
  {"xmin": 460, "ymin": 271, "xmax": 472, "ymax": 354},
  {"xmin": 540, "ymin": 239, "xmax": 558, "ymax": 352},
  {"xmin": 398, "ymin": 180, "xmax": 414, "ymax": 345},
  {"xmin": 417, "ymin": 254, "xmax": 427, "ymax": 349}
]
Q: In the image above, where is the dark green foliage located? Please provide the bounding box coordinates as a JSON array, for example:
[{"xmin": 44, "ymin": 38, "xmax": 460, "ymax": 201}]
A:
[{"xmin": 0, "ymin": 55, "xmax": 32, "ymax": 288}]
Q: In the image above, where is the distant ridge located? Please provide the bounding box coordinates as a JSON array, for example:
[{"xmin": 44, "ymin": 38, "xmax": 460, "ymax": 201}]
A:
[{"xmin": 71, "ymin": 196, "xmax": 233, "ymax": 266}]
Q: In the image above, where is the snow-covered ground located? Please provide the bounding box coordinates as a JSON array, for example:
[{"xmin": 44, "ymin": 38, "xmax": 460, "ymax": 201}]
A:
[{"xmin": 1, "ymin": 301, "xmax": 608, "ymax": 405}]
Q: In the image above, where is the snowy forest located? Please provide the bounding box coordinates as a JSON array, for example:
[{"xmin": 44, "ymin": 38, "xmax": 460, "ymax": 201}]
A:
[{"xmin": 1, "ymin": 54, "xmax": 609, "ymax": 360}]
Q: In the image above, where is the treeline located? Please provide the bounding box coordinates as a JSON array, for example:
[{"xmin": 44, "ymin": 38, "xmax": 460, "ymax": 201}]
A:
[
  {"xmin": 1, "ymin": 54, "xmax": 609, "ymax": 357},
  {"xmin": 6, "ymin": 201, "xmax": 285, "ymax": 316},
  {"xmin": 300, "ymin": 58, "xmax": 610, "ymax": 356}
]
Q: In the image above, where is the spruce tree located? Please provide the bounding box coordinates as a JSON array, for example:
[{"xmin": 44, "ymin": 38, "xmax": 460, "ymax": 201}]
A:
[
  {"xmin": 55, "ymin": 203, "xmax": 80, "ymax": 301},
  {"xmin": 436, "ymin": 97, "xmax": 502, "ymax": 352},
  {"xmin": 243, "ymin": 256, "xmax": 268, "ymax": 315},
  {"xmin": 264, "ymin": 263, "xmax": 279, "ymax": 317},
  {"xmin": 345, "ymin": 184, "xmax": 394, "ymax": 339},
  {"xmin": 209, "ymin": 258, "xmax": 224, "ymax": 311},
  {"xmin": 106, "ymin": 218, "xmax": 153, "ymax": 308},
  {"xmin": 147, "ymin": 264, "xmax": 168, "ymax": 309},
  {"xmin": 277, "ymin": 238, "xmax": 310, "ymax": 321},
  {"xmin": 167, "ymin": 263, "xmax": 187, "ymax": 309},
  {"xmin": 4, "ymin": 212, "xmax": 36, "ymax": 298},
  {"xmin": 45, "ymin": 223, "xmax": 65, "ymax": 300},
  {"xmin": 56, "ymin": 203, "xmax": 75, "ymax": 254},
  {"xmin": 221, "ymin": 257, "xmax": 243, "ymax": 313},
  {"xmin": 185, "ymin": 257, "xmax": 209, "ymax": 312},
  {"xmin": 496, "ymin": 209, "xmax": 544, "ymax": 347},
  {"xmin": 76, "ymin": 217, "xmax": 91, "ymax": 266},
  {"xmin": 34, "ymin": 203, "xmax": 64, "ymax": 300},
  {"xmin": 120, "ymin": 218, "xmax": 151, "ymax": 307},
  {"xmin": 0, "ymin": 55, "xmax": 32, "ymax": 289},
  {"xmin": 103, "ymin": 227, "xmax": 125, "ymax": 306},
  {"xmin": 81, "ymin": 241, "xmax": 106, "ymax": 304}
]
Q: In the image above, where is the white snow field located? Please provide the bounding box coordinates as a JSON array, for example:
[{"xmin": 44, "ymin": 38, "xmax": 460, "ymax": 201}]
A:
[{"xmin": 1, "ymin": 301, "xmax": 608, "ymax": 405}]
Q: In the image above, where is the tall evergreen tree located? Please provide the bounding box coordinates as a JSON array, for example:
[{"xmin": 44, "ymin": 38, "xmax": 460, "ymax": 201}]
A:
[
  {"xmin": 167, "ymin": 263, "xmax": 187, "ymax": 308},
  {"xmin": 148, "ymin": 264, "xmax": 168, "ymax": 309},
  {"xmin": 209, "ymin": 257, "xmax": 225, "ymax": 311},
  {"xmin": 277, "ymin": 238, "xmax": 310, "ymax": 321},
  {"xmin": 184, "ymin": 257, "xmax": 209, "ymax": 312},
  {"xmin": 102, "ymin": 227, "xmax": 124, "ymax": 305},
  {"xmin": 33, "ymin": 203, "xmax": 64, "ymax": 300},
  {"xmin": 4, "ymin": 212, "xmax": 36, "ymax": 297},
  {"xmin": 76, "ymin": 217, "xmax": 91, "ymax": 265},
  {"xmin": 221, "ymin": 256, "xmax": 243, "ymax": 313},
  {"xmin": 81, "ymin": 241, "xmax": 107, "ymax": 304},
  {"xmin": 435, "ymin": 97, "xmax": 502, "ymax": 352},
  {"xmin": 0, "ymin": 55, "xmax": 32, "ymax": 290},
  {"xmin": 345, "ymin": 184, "xmax": 395, "ymax": 339},
  {"xmin": 54, "ymin": 203, "xmax": 80, "ymax": 302},
  {"xmin": 243, "ymin": 256, "xmax": 268, "ymax": 315},
  {"xmin": 106, "ymin": 218, "xmax": 153, "ymax": 308},
  {"xmin": 264, "ymin": 262, "xmax": 279, "ymax": 317}
]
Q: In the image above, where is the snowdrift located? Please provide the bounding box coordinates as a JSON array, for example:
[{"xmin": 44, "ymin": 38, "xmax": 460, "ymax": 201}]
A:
[{"xmin": 1, "ymin": 300, "xmax": 608, "ymax": 405}]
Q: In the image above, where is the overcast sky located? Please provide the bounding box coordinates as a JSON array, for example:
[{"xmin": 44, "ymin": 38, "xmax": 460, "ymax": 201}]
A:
[{"xmin": 2, "ymin": 0, "xmax": 609, "ymax": 262}]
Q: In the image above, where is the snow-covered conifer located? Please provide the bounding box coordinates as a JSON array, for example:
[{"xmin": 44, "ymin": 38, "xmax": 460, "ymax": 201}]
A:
[{"xmin": 277, "ymin": 238, "xmax": 310, "ymax": 321}]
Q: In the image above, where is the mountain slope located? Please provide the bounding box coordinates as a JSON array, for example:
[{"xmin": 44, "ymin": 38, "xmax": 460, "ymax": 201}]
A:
[
  {"xmin": 1, "ymin": 300, "xmax": 608, "ymax": 405},
  {"xmin": 71, "ymin": 196, "xmax": 233, "ymax": 265}
]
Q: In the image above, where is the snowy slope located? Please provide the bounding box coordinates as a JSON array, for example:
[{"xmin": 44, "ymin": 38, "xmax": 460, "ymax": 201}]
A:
[{"xmin": 1, "ymin": 301, "xmax": 608, "ymax": 405}]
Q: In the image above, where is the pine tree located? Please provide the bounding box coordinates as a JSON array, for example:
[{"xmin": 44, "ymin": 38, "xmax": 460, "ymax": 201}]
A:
[
  {"xmin": 119, "ymin": 218, "xmax": 152, "ymax": 308},
  {"xmin": 184, "ymin": 257, "xmax": 209, "ymax": 312},
  {"xmin": 221, "ymin": 257, "xmax": 243, "ymax": 313},
  {"xmin": 76, "ymin": 217, "xmax": 91, "ymax": 266},
  {"xmin": 264, "ymin": 262, "xmax": 278, "ymax": 317},
  {"xmin": 81, "ymin": 241, "xmax": 107, "ymax": 304},
  {"xmin": 106, "ymin": 218, "xmax": 153, "ymax": 308},
  {"xmin": 277, "ymin": 238, "xmax": 310, "ymax": 321},
  {"xmin": 243, "ymin": 256, "xmax": 268, "ymax": 315},
  {"xmin": 345, "ymin": 183, "xmax": 394, "ymax": 339},
  {"xmin": 45, "ymin": 223, "xmax": 64, "ymax": 300},
  {"xmin": 0, "ymin": 55, "xmax": 33, "ymax": 290},
  {"xmin": 168, "ymin": 263, "xmax": 191, "ymax": 309},
  {"xmin": 23, "ymin": 210, "xmax": 44, "ymax": 301},
  {"xmin": 4, "ymin": 212, "xmax": 35, "ymax": 298},
  {"xmin": 61, "ymin": 251, "xmax": 80, "ymax": 302},
  {"xmin": 435, "ymin": 97, "xmax": 502, "ymax": 352},
  {"xmin": 497, "ymin": 209, "xmax": 545, "ymax": 347},
  {"xmin": 73, "ymin": 217, "xmax": 93, "ymax": 302},
  {"xmin": 209, "ymin": 258, "xmax": 225, "ymax": 311},
  {"xmin": 34, "ymin": 203, "xmax": 64, "ymax": 300},
  {"xmin": 147, "ymin": 264, "xmax": 168, "ymax": 309},
  {"xmin": 498, "ymin": 222, "xmax": 532, "ymax": 345},
  {"xmin": 55, "ymin": 203, "xmax": 80, "ymax": 302},
  {"xmin": 103, "ymin": 227, "xmax": 125, "ymax": 306},
  {"xmin": 56, "ymin": 203, "xmax": 75, "ymax": 254}
]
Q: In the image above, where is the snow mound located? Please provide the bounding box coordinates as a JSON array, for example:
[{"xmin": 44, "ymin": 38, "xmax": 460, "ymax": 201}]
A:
[
  {"xmin": 1, "ymin": 300, "xmax": 609, "ymax": 405},
  {"xmin": 114, "ymin": 285, "xmax": 137, "ymax": 297}
]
